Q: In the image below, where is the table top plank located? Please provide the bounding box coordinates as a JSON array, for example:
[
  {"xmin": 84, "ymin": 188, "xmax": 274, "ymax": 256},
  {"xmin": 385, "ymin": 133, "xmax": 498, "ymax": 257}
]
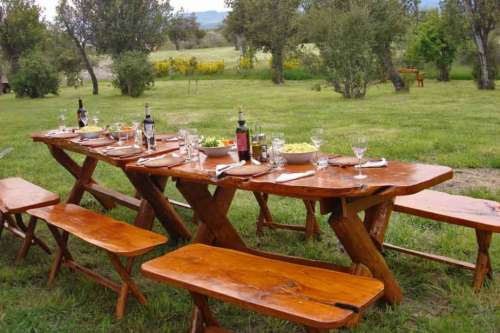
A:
[
  {"xmin": 32, "ymin": 132, "xmax": 179, "ymax": 167},
  {"xmin": 126, "ymin": 152, "xmax": 453, "ymax": 199}
]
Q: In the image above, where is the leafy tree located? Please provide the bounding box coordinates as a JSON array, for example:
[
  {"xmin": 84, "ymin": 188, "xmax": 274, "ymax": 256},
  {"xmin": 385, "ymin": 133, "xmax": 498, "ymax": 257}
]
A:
[
  {"xmin": 10, "ymin": 50, "xmax": 59, "ymax": 98},
  {"xmin": 459, "ymin": 0, "xmax": 500, "ymax": 89},
  {"xmin": 168, "ymin": 10, "xmax": 205, "ymax": 50},
  {"xmin": 57, "ymin": 0, "xmax": 98, "ymax": 94},
  {"xmin": 368, "ymin": 0, "xmax": 410, "ymax": 92},
  {"xmin": 0, "ymin": 0, "xmax": 46, "ymax": 71},
  {"xmin": 225, "ymin": 0, "xmax": 302, "ymax": 84},
  {"xmin": 90, "ymin": 0, "xmax": 172, "ymax": 56},
  {"xmin": 49, "ymin": 28, "xmax": 85, "ymax": 86},
  {"xmin": 407, "ymin": 4, "xmax": 464, "ymax": 81},
  {"xmin": 308, "ymin": 0, "xmax": 377, "ymax": 98},
  {"xmin": 112, "ymin": 51, "xmax": 154, "ymax": 97}
]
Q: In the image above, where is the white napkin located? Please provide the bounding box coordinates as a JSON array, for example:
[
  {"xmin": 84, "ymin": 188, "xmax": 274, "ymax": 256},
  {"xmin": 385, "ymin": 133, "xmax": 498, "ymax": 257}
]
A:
[
  {"xmin": 275, "ymin": 170, "xmax": 315, "ymax": 183},
  {"xmin": 359, "ymin": 158, "xmax": 388, "ymax": 168},
  {"xmin": 216, "ymin": 160, "xmax": 246, "ymax": 177},
  {"xmin": 138, "ymin": 154, "xmax": 166, "ymax": 165}
]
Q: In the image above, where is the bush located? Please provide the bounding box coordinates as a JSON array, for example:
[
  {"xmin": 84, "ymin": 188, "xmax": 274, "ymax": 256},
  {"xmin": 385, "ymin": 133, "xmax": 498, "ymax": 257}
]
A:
[
  {"xmin": 153, "ymin": 57, "xmax": 224, "ymax": 77},
  {"xmin": 112, "ymin": 51, "xmax": 154, "ymax": 97},
  {"xmin": 10, "ymin": 52, "xmax": 59, "ymax": 98}
]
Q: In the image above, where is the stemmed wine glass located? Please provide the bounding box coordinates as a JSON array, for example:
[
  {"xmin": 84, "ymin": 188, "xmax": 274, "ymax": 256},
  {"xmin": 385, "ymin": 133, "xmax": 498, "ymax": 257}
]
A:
[
  {"xmin": 58, "ymin": 109, "xmax": 67, "ymax": 132},
  {"xmin": 92, "ymin": 110, "xmax": 100, "ymax": 126},
  {"xmin": 311, "ymin": 128, "xmax": 325, "ymax": 167},
  {"xmin": 352, "ymin": 135, "xmax": 368, "ymax": 180}
]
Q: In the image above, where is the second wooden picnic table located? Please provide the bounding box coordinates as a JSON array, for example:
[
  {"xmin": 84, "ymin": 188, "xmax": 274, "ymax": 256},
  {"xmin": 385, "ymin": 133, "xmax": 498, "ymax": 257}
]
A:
[
  {"xmin": 125, "ymin": 151, "xmax": 453, "ymax": 305},
  {"xmin": 31, "ymin": 132, "xmax": 192, "ymax": 240}
]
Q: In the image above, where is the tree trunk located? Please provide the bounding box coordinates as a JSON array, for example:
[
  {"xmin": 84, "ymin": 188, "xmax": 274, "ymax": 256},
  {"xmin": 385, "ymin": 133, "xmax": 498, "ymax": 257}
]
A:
[
  {"xmin": 437, "ymin": 63, "xmax": 450, "ymax": 82},
  {"xmin": 381, "ymin": 47, "xmax": 406, "ymax": 92},
  {"xmin": 271, "ymin": 48, "xmax": 284, "ymax": 85},
  {"xmin": 174, "ymin": 40, "xmax": 180, "ymax": 51},
  {"xmin": 473, "ymin": 33, "xmax": 494, "ymax": 90},
  {"xmin": 72, "ymin": 38, "xmax": 98, "ymax": 95}
]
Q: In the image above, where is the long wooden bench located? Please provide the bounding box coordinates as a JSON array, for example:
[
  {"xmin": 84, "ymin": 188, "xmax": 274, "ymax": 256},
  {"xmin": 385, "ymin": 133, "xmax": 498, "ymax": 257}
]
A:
[
  {"xmin": 388, "ymin": 190, "xmax": 499, "ymax": 291},
  {"xmin": 0, "ymin": 177, "xmax": 60, "ymax": 262},
  {"xmin": 142, "ymin": 244, "xmax": 384, "ymax": 332},
  {"xmin": 398, "ymin": 68, "xmax": 425, "ymax": 87},
  {"xmin": 28, "ymin": 204, "xmax": 168, "ymax": 319}
]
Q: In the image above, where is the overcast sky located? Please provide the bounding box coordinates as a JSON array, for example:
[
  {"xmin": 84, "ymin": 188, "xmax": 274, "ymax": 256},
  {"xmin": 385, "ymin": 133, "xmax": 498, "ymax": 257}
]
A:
[{"xmin": 36, "ymin": 0, "xmax": 228, "ymax": 21}]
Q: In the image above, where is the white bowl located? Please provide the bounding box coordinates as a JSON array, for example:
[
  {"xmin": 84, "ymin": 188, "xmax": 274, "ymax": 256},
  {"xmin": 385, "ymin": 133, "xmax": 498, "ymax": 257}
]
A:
[
  {"xmin": 281, "ymin": 151, "xmax": 316, "ymax": 165},
  {"xmin": 200, "ymin": 146, "xmax": 232, "ymax": 157},
  {"xmin": 109, "ymin": 129, "xmax": 134, "ymax": 140}
]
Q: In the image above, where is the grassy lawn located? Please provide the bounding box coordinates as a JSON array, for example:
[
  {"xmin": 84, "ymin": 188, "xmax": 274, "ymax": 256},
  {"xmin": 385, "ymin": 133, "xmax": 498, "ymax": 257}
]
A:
[{"xmin": 0, "ymin": 79, "xmax": 499, "ymax": 332}]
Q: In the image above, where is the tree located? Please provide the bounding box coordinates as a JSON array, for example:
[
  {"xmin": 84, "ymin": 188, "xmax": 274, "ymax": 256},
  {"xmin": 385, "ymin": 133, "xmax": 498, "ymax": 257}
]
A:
[
  {"xmin": 459, "ymin": 0, "xmax": 500, "ymax": 90},
  {"xmin": 407, "ymin": 5, "xmax": 464, "ymax": 81},
  {"xmin": 0, "ymin": 0, "xmax": 46, "ymax": 71},
  {"xmin": 49, "ymin": 28, "xmax": 85, "ymax": 86},
  {"xmin": 168, "ymin": 10, "xmax": 205, "ymax": 50},
  {"xmin": 57, "ymin": 0, "xmax": 99, "ymax": 95},
  {"xmin": 225, "ymin": 0, "xmax": 302, "ymax": 84},
  {"xmin": 90, "ymin": 0, "xmax": 172, "ymax": 56},
  {"xmin": 308, "ymin": 0, "xmax": 377, "ymax": 98},
  {"xmin": 369, "ymin": 0, "xmax": 410, "ymax": 92}
]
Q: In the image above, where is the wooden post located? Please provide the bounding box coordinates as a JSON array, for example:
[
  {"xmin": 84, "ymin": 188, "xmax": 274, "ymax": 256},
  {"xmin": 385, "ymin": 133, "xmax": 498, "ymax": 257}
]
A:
[{"xmin": 473, "ymin": 230, "xmax": 493, "ymax": 292}]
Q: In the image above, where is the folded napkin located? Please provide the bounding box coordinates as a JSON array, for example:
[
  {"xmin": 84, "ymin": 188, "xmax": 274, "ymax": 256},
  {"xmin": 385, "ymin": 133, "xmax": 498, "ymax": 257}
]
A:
[
  {"xmin": 359, "ymin": 158, "xmax": 388, "ymax": 168},
  {"xmin": 275, "ymin": 170, "xmax": 315, "ymax": 183},
  {"xmin": 216, "ymin": 161, "xmax": 246, "ymax": 178}
]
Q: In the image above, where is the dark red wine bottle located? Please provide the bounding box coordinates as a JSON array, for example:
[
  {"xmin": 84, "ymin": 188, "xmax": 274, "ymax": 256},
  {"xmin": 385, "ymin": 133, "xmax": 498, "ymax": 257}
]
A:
[
  {"xmin": 236, "ymin": 110, "xmax": 251, "ymax": 161},
  {"xmin": 77, "ymin": 98, "xmax": 88, "ymax": 128}
]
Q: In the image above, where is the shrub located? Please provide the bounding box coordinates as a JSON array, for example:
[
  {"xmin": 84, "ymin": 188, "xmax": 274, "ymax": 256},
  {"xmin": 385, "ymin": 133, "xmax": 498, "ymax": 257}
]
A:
[
  {"xmin": 112, "ymin": 51, "xmax": 154, "ymax": 97},
  {"xmin": 10, "ymin": 51, "xmax": 59, "ymax": 98},
  {"xmin": 153, "ymin": 57, "xmax": 224, "ymax": 77},
  {"xmin": 196, "ymin": 60, "xmax": 224, "ymax": 75},
  {"xmin": 238, "ymin": 56, "xmax": 254, "ymax": 71}
]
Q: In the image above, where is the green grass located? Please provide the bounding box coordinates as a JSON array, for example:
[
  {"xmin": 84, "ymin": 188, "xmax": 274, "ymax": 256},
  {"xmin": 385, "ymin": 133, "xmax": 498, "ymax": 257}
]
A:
[{"xmin": 0, "ymin": 80, "xmax": 499, "ymax": 332}]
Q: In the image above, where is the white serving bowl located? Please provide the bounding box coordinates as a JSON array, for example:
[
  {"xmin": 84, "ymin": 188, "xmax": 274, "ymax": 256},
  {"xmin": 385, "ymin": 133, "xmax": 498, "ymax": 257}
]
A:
[
  {"xmin": 78, "ymin": 129, "xmax": 103, "ymax": 139},
  {"xmin": 200, "ymin": 146, "xmax": 232, "ymax": 157},
  {"xmin": 281, "ymin": 151, "xmax": 316, "ymax": 165}
]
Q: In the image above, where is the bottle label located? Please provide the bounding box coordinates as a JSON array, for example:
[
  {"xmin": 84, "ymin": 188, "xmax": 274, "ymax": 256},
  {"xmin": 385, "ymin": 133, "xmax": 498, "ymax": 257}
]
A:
[{"xmin": 236, "ymin": 133, "xmax": 249, "ymax": 152}]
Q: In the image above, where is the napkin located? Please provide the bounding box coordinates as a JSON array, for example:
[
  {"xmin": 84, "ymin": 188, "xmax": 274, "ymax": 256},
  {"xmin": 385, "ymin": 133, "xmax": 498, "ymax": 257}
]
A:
[
  {"xmin": 275, "ymin": 170, "xmax": 315, "ymax": 183},
  {"xmin": 359, "ymin": 158, "xmax": 388, "ymax": 168},
  {"xmin": 216, "ymin": 161, "xmax": 246, "ymax": 178}
]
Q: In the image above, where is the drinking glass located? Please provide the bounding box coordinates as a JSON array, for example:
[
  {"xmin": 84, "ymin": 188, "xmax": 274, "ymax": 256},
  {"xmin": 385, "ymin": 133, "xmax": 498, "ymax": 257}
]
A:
[
  {"xmin": 352, "ymin": 135, "xmax": 368, "ymax": 180},
  {"xmin": 187, "ymin": 134, "xmax": 200, "ymax": 162},
  {"xmin": 92, "ymin": 111, "xmax": 100, "ymax": 126},
  {"xmin": 311, "ymin": 128, "xmax": 324, "ymax": 166},
  {"xmin": 178, "ymin": 128, "xmax": 188, "ymax": 154},
  {"xmin": 144, "ymin": 126, "xmax": 155, "ymax": 152},
  {"xmin": 271, "ymin": 137, "xmax": 286, "ymax": 170},
  {"xmin": 58, "ymin": 109, "xmax": 67, "ymax": 132}
]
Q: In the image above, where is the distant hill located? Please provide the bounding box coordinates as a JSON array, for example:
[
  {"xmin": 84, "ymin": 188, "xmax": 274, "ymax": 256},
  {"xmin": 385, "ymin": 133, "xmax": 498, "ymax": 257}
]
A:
[{"xmin": 193, "ymin": 11, "xmax": 228, "ymax": 30}]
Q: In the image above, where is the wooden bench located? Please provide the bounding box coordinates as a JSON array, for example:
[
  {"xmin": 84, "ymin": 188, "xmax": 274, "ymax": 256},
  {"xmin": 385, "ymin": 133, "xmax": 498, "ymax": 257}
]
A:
[
  {"xmin": 0, "ymin": 178, "xmax": 60, "ymax": 262},
  {"xmin": 28, "ymin": 204, "xmax": 168, "ymax": 319},
  {"xmin": 387, "ymin": 190, "xmax": 499, "ymax": 291},
  {"xmin": 141, "ymin": 244, "xmax": 384, "ymax": 332},
  {"xmin": 398, "ymin": 68, "xmax": 425, "ymax": 87}
]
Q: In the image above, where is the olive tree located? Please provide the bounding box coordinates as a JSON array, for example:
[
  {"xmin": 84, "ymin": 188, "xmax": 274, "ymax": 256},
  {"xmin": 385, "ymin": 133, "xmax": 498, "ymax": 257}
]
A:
[{"xmin": 308, "ymin": 0, "xmax": 377, "ymax": 98}]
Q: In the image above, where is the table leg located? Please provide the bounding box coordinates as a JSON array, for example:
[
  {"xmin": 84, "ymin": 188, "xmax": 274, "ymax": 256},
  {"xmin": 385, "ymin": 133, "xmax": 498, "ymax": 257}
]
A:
[
  {"xmin": 364, "ymin": 199, "xmax": 395, "ymax": 250},
  {"xmin": 254, "ymin": 192, "xmax": 273, "ymax": 235},
  {"xmin": 47, "ymin": 226, "xmax": 72, "ymax": 286},
  {"xmin": 473, "ymin": 230, "xmax": 493, "ymax": 292},
  {"xmin": 13, "ymin": 214, "xmax": 51, "ymax": 255},
  {"xmin": 329, "ymin": 212, "xmax": 402, "ymax": 305},
  {"xmin": 176, "ymin": 180, "xmax": 246, "ymax": 251},
  {"xmin": 126, "ymin": 172, "xmax": 191, "ymax": 241},
  {"xmin": 48, "ymin": 145, "xmax": 115, "ymax": 210}
]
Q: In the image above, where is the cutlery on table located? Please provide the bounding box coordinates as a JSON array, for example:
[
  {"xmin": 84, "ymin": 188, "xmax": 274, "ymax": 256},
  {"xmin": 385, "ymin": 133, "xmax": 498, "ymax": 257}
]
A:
[
  {"xmin": 275, "ymin": 170, "xmax": 316, "ymax": 183},
  {"xmin": 137, "ymin": 154, "xmax": 167, "ymax": 165}
]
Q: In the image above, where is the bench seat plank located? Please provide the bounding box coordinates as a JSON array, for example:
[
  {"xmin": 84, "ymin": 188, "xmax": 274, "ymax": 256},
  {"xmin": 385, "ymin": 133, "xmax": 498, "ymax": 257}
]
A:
[
  {"xmin": 395, "ymin": 190, "xmax": 500, "ymax": 233},
  {"xmin": 28, "ymin": 204, "xmax": 167, "ymax": 256},
  {"xmin": 0, "ymin": 177, "xmax": 60, "ymax": 213},
  {"xmin": 142, "ymin": 244, "xmax": 384, "ymax": 329}
]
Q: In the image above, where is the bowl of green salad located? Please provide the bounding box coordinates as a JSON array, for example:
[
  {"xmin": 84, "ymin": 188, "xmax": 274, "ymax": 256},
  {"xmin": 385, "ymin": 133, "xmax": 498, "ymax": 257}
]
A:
[
  {"xmin": 200, "ymin": 137, "xmax": 234, "ymax": 157},
  {"xmin": 281, "ymin": 143, "xmax": 317, "ymax": 164}
]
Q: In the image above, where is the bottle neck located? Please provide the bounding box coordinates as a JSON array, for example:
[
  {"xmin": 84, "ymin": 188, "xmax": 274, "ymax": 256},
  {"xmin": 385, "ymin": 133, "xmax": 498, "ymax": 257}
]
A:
[{"xmin": 78, "ymin": 99, "xmax": 83, "ymax": 109}]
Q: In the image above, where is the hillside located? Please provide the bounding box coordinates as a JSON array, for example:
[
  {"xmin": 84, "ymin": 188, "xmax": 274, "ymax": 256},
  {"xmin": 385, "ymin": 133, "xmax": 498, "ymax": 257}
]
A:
[{"xmin": 193, "ymin": 11, "xmax": 228, "ymax": 30}]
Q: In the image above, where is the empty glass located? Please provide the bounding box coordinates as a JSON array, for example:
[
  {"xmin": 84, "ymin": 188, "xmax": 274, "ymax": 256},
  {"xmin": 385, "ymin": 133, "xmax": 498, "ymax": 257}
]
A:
[
  {"xmin": 92, "ymin": 110, "xmax": 100, "ymax": 126},
  {"xmin": 178, "ymin": 128, "xmax": 188, "ymax": 154},
  {"xmin": 271, "ymin": 136, "xmax": 286, "ymax": 170},
  {"xmin": 144, "ymin": 126, "xmax": 155, "ymax": 152},
  {"xmin": 186, "ymin": 134, "xmax": 200, "ymax": 162},
  {"xmin": 311, "ymin": 128, "xmax": 326, "ymax": 168},
  {"xmin": 352, "ymin": 135, "xmax": 368, "ymax": 180},
  {"xmin": 58, "ymin": 109, "xmax": 67, "ymax": 132}
]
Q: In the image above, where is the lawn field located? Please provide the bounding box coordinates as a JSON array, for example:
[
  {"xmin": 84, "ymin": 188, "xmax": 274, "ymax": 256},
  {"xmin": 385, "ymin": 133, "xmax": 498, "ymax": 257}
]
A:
[{"xmin": 0, "ymin": 79, "xmax": 499, "ymax": 333}]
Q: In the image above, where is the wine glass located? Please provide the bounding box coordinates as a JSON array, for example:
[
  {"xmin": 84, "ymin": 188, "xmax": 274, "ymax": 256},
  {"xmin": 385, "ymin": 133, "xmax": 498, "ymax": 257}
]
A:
[
  {"xmin": 92, "ymin": 110, "xmax": 100, "ymax": 126},
  {"xmin": 352, "ymin": 135, "xmax": 368, "ymax": 180},
  {"xmin": 115, "ymin": 122, "xmax": 124, "ymax": 146},
  {"xmin": 311, "ymin": 128, "xmax": 324, "ymax": 166},
  {"xmin": 58, "ymin": 109, "xmax": 67, "ymax": 132}
]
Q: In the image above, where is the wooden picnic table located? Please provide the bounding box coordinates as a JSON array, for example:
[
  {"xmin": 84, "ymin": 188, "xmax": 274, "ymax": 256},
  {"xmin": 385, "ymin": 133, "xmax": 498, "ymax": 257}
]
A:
[
  {"xmin": 126, "ymin": 151, "xmax": 453, "ymax": 305},
  {"xmin": 31, "ymin": 132, "xmax": 192, "ymax": 240}
]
